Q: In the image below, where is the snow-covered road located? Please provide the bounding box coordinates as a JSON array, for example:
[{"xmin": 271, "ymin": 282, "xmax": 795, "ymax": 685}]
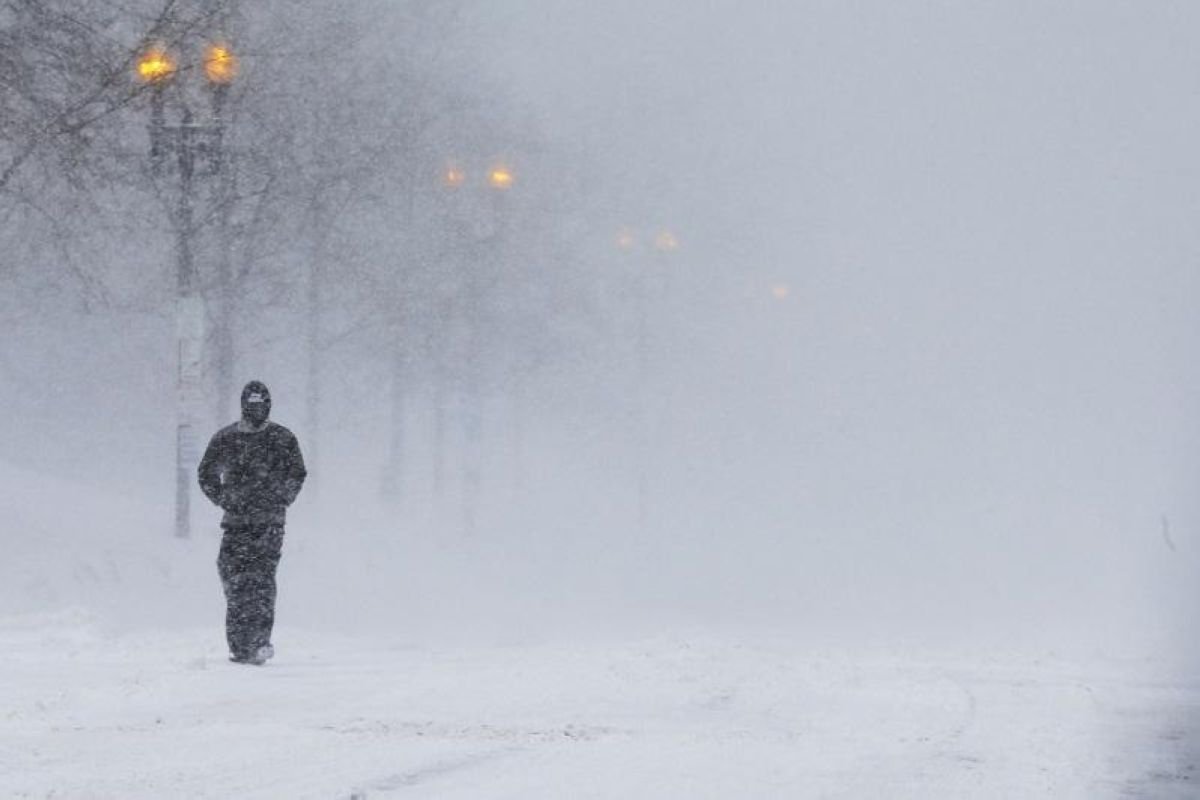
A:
[{"xmin": 3, "ymin": 617, "xmax": 1196, "ymax": 798}]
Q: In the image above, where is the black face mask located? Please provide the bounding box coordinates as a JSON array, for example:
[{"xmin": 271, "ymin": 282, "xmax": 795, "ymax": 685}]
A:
[
  {"xmin": 240, "ymin": 381, "xmax": 271, "ymax": 426},
  {"xmin": 242, "ymin": 400, "xmax": 270, "ymax": 426}
]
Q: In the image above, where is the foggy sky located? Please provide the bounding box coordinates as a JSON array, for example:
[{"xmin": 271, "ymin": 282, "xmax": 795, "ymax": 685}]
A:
[{"xmin": 470, "ymin": 1, "xmax": 1200, "ymax": 653}]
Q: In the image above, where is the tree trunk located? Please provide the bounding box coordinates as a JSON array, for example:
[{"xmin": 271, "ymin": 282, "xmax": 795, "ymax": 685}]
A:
[
  {"xmin": 305, "ymin": 226, "xmax": 324, "ymax": 495},
  {"xmin": 382, "ymin": 322, "xmax": 406, "ymax": 503}
]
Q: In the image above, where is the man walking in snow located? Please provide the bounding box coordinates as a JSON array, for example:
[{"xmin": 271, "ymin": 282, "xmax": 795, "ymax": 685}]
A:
[{"xmin": 198, "ymin": 381, "xmax": 307, "ymax": 665}]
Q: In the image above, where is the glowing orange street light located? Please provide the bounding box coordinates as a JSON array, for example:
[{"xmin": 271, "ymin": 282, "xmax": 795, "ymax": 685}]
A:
[
  {"xmin": 653, "ymin": 229, "xmax": 679, "ymax": 252},
  {"xmin": 487, "ymin": 164, "xmax": 514, "ymax": 190},
  {"xmin": 444, "ymin": 164, "xmax": 466, "ymax": 188},
  {"xmin": 771, "ymin": 284, "xmax": 791, "ymax": 301},
  {"xmin": 136, "ymin": 47, "xmax": 175, "ymax": 83},
  {"xmin": 616, "ymin": 228, "xmax": 636, "ymax": 250},
  {"xmin": 204, "ymin": 44, "xmax": 238, "ymax": 85}
]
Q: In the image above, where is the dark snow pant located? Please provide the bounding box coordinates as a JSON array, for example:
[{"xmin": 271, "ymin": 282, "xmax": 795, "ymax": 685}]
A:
[{"xmin": 217, "ymin": 524, "xmax": 284, "ymax": 659}]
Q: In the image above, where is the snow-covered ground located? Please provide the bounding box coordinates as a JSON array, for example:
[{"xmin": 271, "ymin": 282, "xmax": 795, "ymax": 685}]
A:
[
  {"xmin": 2, "ymin": 617, "xmax": 1198, "ymax": 798},
  {"xmin": 3, "ymin": 460, "xmax": 1199, "ymax": 797}
]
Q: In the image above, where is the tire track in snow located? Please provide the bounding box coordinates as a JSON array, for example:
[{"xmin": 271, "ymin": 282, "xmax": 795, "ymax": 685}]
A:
[
  {"xmin": 349, "ymin": 745, "xmax": 525, "ymax": 797},
  {"xmin": 333, "ymin": 721, "xmax": 623, "ymax": 797}
]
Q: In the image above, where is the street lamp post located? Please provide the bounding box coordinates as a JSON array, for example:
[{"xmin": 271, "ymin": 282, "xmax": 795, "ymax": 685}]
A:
[
  {"xmin": 617, "ymin": 226, "xmax": 679, "ymax": 529},
  {"xmin": 484, "ymin": 163, "xmax": 519, "ymax": 499},
  {"xmin": 436, "ymin": 160, "xmax": 513, "ymax": 534},
  {"xmin": 137, "ymin": 41, "xmax": 237, "ymax": 538},
  {"xmin": 206, "ymin": 43, "xmax": 237, "ymax": 425}
]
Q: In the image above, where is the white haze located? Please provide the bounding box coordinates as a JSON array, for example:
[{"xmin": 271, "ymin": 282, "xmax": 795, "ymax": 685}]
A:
[
  {"xmin": 470, "ymin": 1, "xmax": 1200, "ymax": 657},
  {"xmin": 3, "ymin": 1, "xmax": 1198, "ymax": 667}
]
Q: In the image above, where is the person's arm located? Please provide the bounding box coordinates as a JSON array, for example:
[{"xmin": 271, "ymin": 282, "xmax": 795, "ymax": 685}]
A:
[
  {"xmin": 197, "ymin": 432, "xmax": 226, "ymax": 507},
  {"xmin": 280, "ymin": 432, "xmax": 307, "ymax": 506}
]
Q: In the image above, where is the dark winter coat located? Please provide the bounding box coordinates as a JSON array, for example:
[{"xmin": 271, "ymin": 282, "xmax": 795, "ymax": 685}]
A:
[{"xmin": 198, "ymin": 420, "xmax": 307, "ymax": 527}]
